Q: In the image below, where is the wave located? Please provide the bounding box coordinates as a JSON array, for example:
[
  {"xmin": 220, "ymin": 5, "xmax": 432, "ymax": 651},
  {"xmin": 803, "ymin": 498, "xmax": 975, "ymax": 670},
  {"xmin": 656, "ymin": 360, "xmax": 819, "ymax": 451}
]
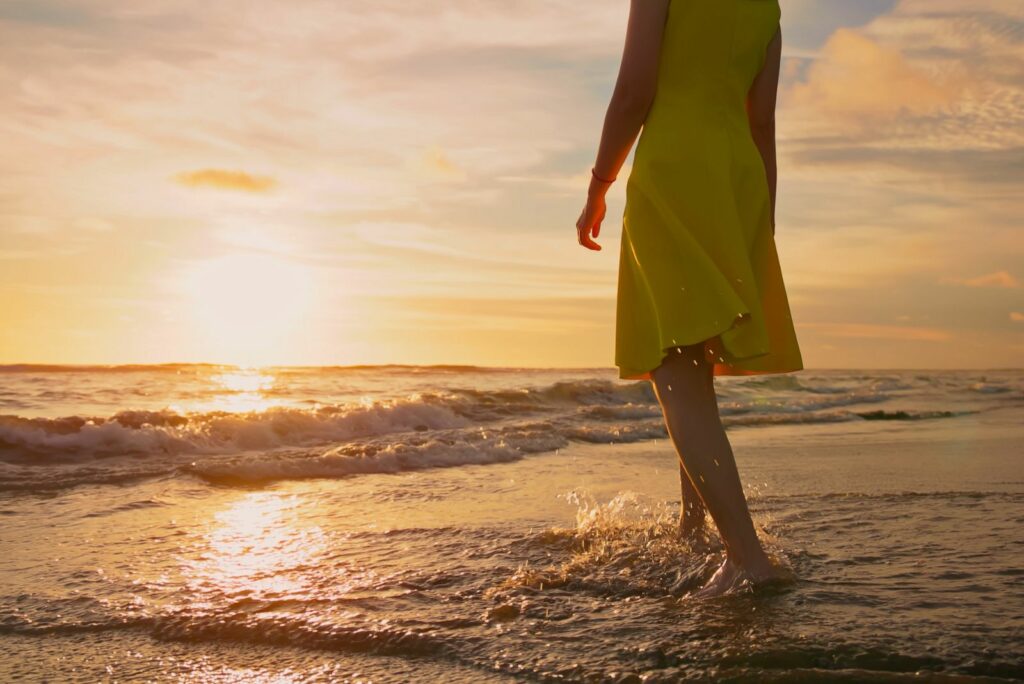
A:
[
  {"xmin": 0, "ymin": 401, "xmax": 473, "ymax": 462},
  {"xmin": 0, "ymin": 374, "xmax": 981, "ymax": 492},
  {"xmin": 854, "ymin": 409, "xmax": 972, "ymax": 421},
  {"xmin": 0, "ymin": 398, "xmax": 975, "ymax": 494},
  {"xmin": 2, "ymin": 404, "xmax": 968, "ymax": 491},
  {"xmin": 1, "ymin": 399, "xmax": 947, "ymax": 464},
  {"xmin": 0, "ymin": 380, "xmax": 660, "ymax": 462},
  {"xmin": 0, "ymin": 610, "xmax": 449, "ymax": 658},
  {"xmin": 755, "ymin": 490, "xmax": 1024, "ymax": 504},
  {"xmin": 968, "ymin": 381, "xmax": 1013, "ymax": 394},
  {"xmin": 186, "ymin": 431, "xmax": 559, "ymax": 486}
]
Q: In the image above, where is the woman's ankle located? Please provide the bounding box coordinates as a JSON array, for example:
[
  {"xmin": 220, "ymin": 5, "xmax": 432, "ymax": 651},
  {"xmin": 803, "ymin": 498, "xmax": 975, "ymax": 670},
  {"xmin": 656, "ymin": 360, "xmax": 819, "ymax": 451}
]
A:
[{"xmin": 725, "ymin": 544, "xmax": 772, "ymax": 571}]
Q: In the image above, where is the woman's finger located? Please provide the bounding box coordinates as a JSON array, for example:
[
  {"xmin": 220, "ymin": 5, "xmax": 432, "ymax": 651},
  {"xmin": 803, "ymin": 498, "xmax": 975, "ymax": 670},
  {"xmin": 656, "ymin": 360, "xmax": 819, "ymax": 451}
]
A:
[{"xmin": 579, "ymin": 230, "xmax": 601, "ymax": 250}]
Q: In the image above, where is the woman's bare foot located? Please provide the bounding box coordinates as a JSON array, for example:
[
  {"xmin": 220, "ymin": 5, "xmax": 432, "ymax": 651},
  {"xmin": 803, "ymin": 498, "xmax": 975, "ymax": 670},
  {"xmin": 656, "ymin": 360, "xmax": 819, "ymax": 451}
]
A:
[
  {"xmin": 687, "ymin": 554, "xmax": 793, "ymax": 600},
  {"xmin": 688, "ymin": 556, "xmax": 742, "ymax": 599}
]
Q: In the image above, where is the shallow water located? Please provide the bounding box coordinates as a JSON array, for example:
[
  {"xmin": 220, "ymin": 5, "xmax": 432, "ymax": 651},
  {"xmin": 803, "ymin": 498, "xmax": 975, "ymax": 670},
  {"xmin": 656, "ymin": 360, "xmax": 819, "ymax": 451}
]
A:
[{"xmin": 1, "ymin": 366, "xmax": 1022, "ymax": 681}]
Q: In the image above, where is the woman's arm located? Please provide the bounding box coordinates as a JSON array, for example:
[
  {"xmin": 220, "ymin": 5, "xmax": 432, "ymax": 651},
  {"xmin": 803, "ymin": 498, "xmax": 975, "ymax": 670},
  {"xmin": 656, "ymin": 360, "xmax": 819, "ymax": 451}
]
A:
[
  {"xmin": 577, "ymin": 0, "xmax": 671, "ymax": 251},
  {"xmin": 746, "ymin": 25, "xmax": 782, "ymax": 236}
]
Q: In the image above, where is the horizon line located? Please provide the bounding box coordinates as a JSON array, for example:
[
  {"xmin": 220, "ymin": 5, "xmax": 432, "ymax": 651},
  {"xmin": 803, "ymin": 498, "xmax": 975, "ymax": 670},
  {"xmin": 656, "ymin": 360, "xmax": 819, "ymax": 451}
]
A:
[{"xmin": 0, "ymin": 362, "xmax": 1020, "ymax": 373}]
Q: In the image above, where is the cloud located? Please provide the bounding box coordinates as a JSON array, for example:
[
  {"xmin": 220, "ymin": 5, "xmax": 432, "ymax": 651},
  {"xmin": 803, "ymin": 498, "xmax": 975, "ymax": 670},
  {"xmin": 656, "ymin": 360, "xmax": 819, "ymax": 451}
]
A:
[
  {"xmin": 1011, "ymin": 312, "xmax": 1024, "ymax": 322},
  {"xmin": 779, "ymin": 0, "xmax": 1024, "ymax": 169},
  {"xmin": 786, "ymin": 27, "xmax": 961, "ymax": 121},
  {"xmin": 784, "ymin": 145, "xmax": 1024, "ymax": 188},
  {"xmin": 174, "ymin": 169, "xmax": 277, "ymax": 193},
  {"xmin": 944, "ymin": 271, "xmax": 1022, "ymax": 289}
]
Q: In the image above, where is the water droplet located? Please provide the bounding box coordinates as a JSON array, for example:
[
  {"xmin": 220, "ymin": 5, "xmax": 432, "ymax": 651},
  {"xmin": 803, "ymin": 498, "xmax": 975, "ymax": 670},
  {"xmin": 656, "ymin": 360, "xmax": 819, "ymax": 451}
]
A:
[
  {"xmin": 699, "ymin": 474, "xmax": 706, "ymax": 483},
  {"xmin": 736, "ymin": 278, "xmax": 743, "ymax": 283},
  {"xmin": 692, "ymin": 360, "xmax": 698, "ymax": 366},
  {"xmin": 667, "ymin": 384, "xmax": 672, "ymax": 391}
]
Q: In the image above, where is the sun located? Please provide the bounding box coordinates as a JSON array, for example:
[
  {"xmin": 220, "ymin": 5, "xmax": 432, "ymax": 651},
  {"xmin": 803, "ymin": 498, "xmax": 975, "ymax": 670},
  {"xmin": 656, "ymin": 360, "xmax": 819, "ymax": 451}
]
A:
[{"xmin": 179, "ymin": 253, "xmax": 317, "ymax": 367}]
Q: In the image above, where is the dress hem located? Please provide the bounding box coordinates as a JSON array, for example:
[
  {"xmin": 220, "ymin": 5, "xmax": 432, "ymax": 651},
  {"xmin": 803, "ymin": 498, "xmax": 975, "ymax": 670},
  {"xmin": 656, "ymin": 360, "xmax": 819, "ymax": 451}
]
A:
[{"xmin": 615, "ymin": 308, "xmax": 802, "ymax": 381}]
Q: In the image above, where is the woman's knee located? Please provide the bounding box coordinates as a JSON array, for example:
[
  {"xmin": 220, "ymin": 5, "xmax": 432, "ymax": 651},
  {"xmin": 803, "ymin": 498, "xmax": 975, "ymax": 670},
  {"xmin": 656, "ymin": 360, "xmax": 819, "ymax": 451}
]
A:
[
  {"xmin": 660, "ymin": 342, "xmax": 713, "ymax": 375},
  {"xmin": 651, "ymin": 342, "xmax": 714, "ymax": 396}
]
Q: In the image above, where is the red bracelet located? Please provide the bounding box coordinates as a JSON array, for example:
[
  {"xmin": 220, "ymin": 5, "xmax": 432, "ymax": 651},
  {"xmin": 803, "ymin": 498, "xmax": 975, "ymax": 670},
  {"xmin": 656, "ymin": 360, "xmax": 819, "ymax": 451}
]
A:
[{"xmin": 591, "ymin": 167, "xmax": 616, "ymax": 184}]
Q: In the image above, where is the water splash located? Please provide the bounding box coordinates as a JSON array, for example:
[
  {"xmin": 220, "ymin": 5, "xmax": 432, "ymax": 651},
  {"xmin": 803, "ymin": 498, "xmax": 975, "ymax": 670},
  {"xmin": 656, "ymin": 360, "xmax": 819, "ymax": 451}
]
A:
[{"xmin": 486, "ymin": 489, "xmax": 797, "ymax": 607}]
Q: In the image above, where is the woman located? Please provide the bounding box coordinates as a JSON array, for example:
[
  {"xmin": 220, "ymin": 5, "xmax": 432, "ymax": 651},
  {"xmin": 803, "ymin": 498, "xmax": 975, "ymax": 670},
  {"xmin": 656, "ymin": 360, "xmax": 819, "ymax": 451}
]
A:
[{"xmin": 576, "ymin": 0, "xmax": 802, "ymax": 599}]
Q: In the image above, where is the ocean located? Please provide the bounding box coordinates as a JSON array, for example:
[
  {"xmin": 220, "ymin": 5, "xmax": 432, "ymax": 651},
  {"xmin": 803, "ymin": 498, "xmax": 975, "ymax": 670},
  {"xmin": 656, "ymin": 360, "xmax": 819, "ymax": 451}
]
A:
[{"xmin": 1, "ymin": 365, "xmax": 1022, "ymax": 682}]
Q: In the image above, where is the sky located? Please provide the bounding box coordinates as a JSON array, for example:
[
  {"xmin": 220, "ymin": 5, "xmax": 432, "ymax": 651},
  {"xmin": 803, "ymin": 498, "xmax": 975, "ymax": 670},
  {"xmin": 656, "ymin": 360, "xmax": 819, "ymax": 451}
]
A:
[{"xmin": 0, "ymin": 0, "xmax": 1021, "ymax": 369}]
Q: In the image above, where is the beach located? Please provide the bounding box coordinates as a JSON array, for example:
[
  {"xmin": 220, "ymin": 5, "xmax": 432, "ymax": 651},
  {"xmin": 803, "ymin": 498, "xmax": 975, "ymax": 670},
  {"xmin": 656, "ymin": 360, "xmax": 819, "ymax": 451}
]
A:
[{"xmin": 1, "ymin": 366, "xmax": 1022, "ymax": 681}]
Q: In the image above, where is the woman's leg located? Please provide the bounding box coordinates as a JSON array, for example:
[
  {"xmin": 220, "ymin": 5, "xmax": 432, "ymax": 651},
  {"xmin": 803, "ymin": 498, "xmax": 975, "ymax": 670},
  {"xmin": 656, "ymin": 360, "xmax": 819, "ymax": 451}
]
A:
[
  {"xmin": 650, "ymin": 342, "xmax": 783, "ymax": 595},
  {"xmin": 678, "ymin": 462, "xmax": 707, "ymax": 537}
]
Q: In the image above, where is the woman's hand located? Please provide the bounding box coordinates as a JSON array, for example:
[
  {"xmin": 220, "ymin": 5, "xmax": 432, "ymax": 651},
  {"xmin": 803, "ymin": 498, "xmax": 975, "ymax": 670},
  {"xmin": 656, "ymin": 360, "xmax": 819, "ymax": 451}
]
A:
[{"xmin": 576, "ymin": 192, "xmax": 606, "ymax": 251}]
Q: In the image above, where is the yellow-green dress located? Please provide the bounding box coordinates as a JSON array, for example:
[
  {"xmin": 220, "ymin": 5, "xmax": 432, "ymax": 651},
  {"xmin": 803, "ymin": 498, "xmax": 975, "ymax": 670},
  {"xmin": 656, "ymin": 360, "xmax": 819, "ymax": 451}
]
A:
[{"xmin": 615, "ymin": 0, "xmax": 802, "ymax": 381}]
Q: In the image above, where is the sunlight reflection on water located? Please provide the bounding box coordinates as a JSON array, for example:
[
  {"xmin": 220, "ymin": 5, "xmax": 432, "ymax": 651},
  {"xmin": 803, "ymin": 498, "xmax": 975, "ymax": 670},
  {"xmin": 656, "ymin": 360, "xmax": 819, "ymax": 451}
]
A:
[
  {"xmin": 165, "ymin": 368, "xmax": 284, "ymax": 415},
  {"xmin": 180, "ymin": 491, "xmax": 330, "ymax": 602},
  {"xmin": 207, "ymin": 370, "xmax": 279, "ymax": 413}
]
